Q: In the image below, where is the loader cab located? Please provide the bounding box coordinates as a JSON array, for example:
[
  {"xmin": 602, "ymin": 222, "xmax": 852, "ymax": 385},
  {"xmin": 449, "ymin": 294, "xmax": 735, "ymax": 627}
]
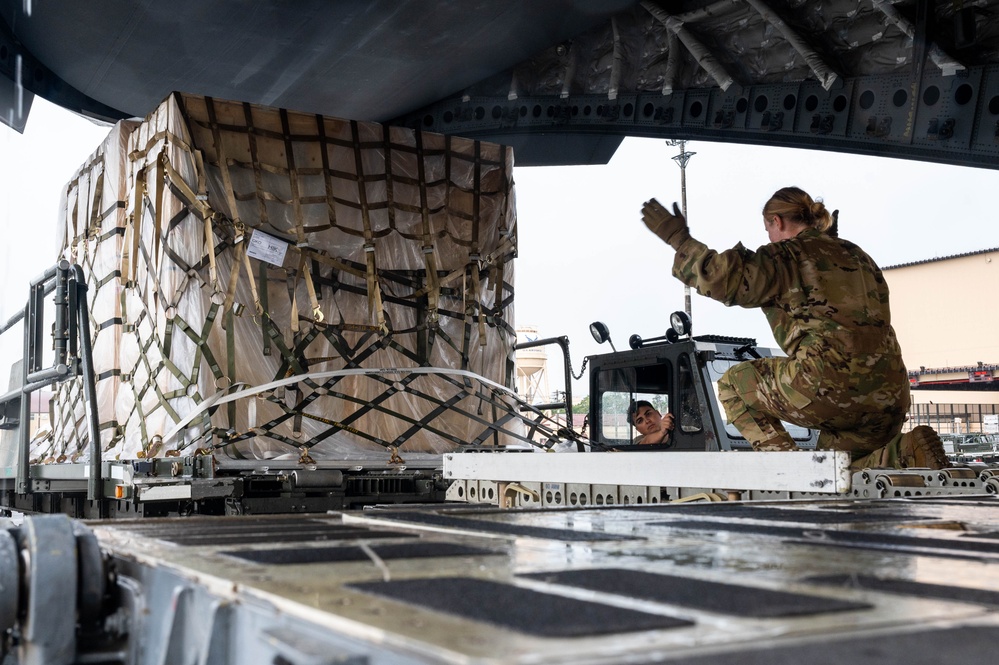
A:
[
  {"xmin": 589, "ymin": 343, "xmax": 706, "ymax": 450},
  {"xmin": 587, "ymin": 315, "xmax": 817, "ymax": 451}
]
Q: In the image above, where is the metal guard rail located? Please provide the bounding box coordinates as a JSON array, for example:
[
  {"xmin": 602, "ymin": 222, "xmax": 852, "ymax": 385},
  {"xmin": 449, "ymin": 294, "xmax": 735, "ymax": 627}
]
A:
[{"xmin": 0, "ymin": 261, "xmax": 101, "ymax": 502}]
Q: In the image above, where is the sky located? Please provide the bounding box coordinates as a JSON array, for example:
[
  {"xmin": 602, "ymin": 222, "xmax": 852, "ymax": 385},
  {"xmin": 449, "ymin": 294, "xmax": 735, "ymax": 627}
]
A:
[
  {"xmin": 513, "ymin": 136, "xmax": 999, "ymax": 398},
  {"xmin": 2, "ymin": 97, "xmax": 998, "ymax": 396},
  {"xmin": 0, "ymin": 98, "xmax": 111, "ymax": 383}
]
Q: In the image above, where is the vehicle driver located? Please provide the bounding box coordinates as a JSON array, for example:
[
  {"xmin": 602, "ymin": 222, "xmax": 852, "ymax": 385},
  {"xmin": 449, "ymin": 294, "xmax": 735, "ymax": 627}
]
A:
[
  {"xmin": 627, "ymin": 400, "xmax": 674, "ymax": 445},
  {"xmin": 640, "ymin": 186, "xmax": 948, "ymax": 470}
]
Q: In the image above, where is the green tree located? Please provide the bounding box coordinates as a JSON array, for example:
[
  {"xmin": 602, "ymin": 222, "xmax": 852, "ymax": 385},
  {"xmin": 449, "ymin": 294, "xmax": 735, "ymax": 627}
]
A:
[
  {"xmin": 649, "ymin": 393, "xmax": 670, "ymax": 414},
  {"xmin": 601, "ymin": 392, "xmax": 633, "ymax": 416},
  {"xmin": 572, "ymin": 392, "xmax": 669, "ymax": 418}
]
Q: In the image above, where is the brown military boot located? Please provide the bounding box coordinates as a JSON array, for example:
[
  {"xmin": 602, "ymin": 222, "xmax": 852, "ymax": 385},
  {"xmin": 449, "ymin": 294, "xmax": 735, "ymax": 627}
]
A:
[
  {"xmin": 849, "ymin": 426, "xmax": 950, "ymax": 470},
  {"xmin": 896, "ymin": 425, "xmax": 950, "ymax": 469}
]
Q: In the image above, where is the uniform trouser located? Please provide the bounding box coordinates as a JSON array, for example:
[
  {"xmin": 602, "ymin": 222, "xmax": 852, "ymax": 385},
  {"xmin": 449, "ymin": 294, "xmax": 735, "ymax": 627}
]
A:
[{"xmin": 716, "ymin": 357, "xmax": 909, "ymax": 458}]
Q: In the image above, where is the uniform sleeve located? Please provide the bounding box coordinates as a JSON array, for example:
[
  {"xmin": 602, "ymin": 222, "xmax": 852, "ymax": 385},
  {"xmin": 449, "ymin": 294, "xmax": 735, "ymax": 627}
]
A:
[{"xmin": 671, "ymin": 235, "xmax": 785, "ymax": 308}]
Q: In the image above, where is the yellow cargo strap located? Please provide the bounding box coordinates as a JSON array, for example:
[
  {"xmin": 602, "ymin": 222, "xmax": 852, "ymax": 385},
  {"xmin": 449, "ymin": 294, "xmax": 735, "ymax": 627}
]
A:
[
  {"xmin": 154, "ymin": 150, "xmax": 167, "ymax": 278},
  {"xmin": 241, "ymin": 235, "xmax": 263, "ymax": 316},
  {"xmin": 204, "ymin": 214, "xmax": 221, "ymax": 295},
  {"xmin": 365, "ymin": 245, "xmax": 387, "ymax": 334},
  {"xmin": 161, "ymin": 152, "xmax": 212, "ymax": 220},
  {"xmin": 159, "ymin": 149, "xmax": 225, "ymax": 298},
  {"xmin": 485, "ymin": 234, "xmax": 516, "ymax": 332},
  {"xmin": 194, "ymin": 148, "xmax": 208, "ymax": 201},
  {"xmin": 298, "ymin": 253, "xmax": 323, "ymax": 323},
  {"xmin": 414, "ymin": 130, "xmax": 440, "ymax": 328},
  {"xmin": 280, "ymin": 108, "xmax": 307, "ymax": 247},
  {"xmin": 288, "ymin": 267, "xmax": 300, "ymax": 333},
  {"xmin": 128, "ymin": 95, "xmax": 195, "ymax": 160},
  {"xmin": 303, "ymin": 248, "xmax": 366, "ymax": 280},
  {"xmin": 222, "ymin": 223, "xmax": 246, "ymax": 314},
  {"xmin": 87, "ymin": 169, "xmax": 105, "ymax": 241},
  {"xmin": 226, "ymin": 307, "xmax": 237, "ymax": 425},
  {"xmin": 241, "ymin": 101, "xmax": 271, "ymax": 230},
  {"xmin": 470, "ymin": 255, "xmax": 486, "ymax": 346},
  {"xmin": 314, "ymin": 113, "xmax": 338, "ymax": 233},
  {"xmin": 205, "ymin": 97, "xmax": 244, "ymax": 236},
  {"xmin": 349, "ymin": 120, "xmax": 387, "ymax": 335},
  {"xmin": 258, "ymin": 260, "xmax": 271, "ymax": 354},
  {"xmin": 122, "ymin": 164, "xmax": 146, "ymax": 285}
]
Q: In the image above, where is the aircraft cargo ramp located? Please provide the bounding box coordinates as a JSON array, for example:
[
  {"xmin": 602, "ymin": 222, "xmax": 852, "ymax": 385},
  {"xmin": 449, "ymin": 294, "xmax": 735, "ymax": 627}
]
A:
[{"xmin": 4, "ymin": 495, "xmax": 999, "ymax": 664}]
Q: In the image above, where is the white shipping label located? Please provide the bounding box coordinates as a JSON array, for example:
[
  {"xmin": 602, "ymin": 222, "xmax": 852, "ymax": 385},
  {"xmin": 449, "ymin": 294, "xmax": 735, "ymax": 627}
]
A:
[{"xmin": 246, "ymin": 230, "xmax": 289, "ymax": 266}]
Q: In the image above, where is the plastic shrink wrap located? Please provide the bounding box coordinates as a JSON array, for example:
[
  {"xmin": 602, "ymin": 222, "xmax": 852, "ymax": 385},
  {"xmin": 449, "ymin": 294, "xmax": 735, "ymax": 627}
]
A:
[{"xmin": 41, "ymin": 93, "xmax": 517, "ymax": 462}]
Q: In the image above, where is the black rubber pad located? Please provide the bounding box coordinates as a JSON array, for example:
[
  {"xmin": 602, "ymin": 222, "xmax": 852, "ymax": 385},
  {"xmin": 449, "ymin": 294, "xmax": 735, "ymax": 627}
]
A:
[
  {"xmin": 145, "ymin": 524, "xmax": 416, "ymax": 546},
  {"xmin": 805, "ymin": 574, "xmax": 999, "ymax": 607},
  {"xmin": 520, "ymin": 568, "xmax": 870, "ymax": 617},
  {"xmin": 650, "ymin": 519, "xmax": 848, "ymax": 538},
  {"xmin": 172, "ymin": 528, "xmax": 417, "ymax": 547},
  {"xmin": 110, "ymin": 516, "xmax": 330, "ymax": 534},
  {"xmin": 346, "ymin": 576, "xmax": 693, "ymax": 637},
  {"xmin": 637, "ymin": 503, "xmax": 934, "ymax": 524},
  {"xmin": 642, "ymin": 626, "xmax": 999, "ymax": 665},
  {"xmin": 650, "ymin": 520, "xmax": 999, "ymax": 558},
  {"xmin": 367, "ymin": 511, "xmax": 640, "ymax": 542},
  {"xmin": 223, "ymin": 542, "xmax": 500, "ymax": 565}
]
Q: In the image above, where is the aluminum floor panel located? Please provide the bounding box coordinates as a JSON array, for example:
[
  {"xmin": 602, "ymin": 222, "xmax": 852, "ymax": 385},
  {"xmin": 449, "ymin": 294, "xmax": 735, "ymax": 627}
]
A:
[{"xmin": 91, "ymin": 496, "xmax": 999, "ymax": 664}]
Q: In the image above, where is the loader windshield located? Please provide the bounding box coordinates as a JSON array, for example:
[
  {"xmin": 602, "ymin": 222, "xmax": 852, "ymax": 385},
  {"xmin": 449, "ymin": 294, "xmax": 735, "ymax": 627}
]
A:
[{"xmin": 594, "ymin": 361, "xmax": 675, "ymax": 446}]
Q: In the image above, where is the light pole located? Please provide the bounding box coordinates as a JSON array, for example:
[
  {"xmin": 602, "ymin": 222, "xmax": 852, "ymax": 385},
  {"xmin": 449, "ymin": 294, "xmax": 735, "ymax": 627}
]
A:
[{"xmin": 667, "ymin": 140, "xmax": 695, "ymax": 320}]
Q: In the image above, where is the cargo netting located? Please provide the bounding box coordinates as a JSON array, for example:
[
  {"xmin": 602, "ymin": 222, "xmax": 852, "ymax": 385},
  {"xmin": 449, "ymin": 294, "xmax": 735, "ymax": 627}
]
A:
[{"xmin": 39, "ymin": 92, "xmax": 532, "ymax": 462}]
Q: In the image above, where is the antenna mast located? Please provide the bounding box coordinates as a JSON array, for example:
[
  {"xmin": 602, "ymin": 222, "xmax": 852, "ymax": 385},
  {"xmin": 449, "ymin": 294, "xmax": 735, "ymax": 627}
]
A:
[{"xmin": 667, "ymin": 140, "xmax": 696, "ymax": 320}]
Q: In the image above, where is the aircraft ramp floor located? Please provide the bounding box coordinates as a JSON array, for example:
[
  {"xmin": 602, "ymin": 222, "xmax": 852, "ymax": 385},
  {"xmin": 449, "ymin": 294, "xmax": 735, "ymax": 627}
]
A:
[{"xmin": 80, "ymin": 494, "xmax": 999, "ymax": 664}]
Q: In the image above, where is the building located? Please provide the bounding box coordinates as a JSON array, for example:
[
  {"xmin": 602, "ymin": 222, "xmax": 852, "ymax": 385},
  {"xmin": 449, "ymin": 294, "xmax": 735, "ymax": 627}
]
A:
[{"xmin": 883, "ymin": 248, "xmax": 999, "ymax": 435}]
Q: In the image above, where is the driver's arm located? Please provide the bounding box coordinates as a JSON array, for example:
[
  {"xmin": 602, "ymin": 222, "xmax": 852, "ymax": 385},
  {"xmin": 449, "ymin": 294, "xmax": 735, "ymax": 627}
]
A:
[{"xmin": 639, "ymin": 413, "xmax": 674, "ymax": 445}]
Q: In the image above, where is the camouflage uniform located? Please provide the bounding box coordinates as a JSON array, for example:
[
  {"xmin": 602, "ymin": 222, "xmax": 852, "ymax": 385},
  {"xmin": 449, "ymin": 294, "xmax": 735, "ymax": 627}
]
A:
[{"xmin": 673, "ymin": 228, "xmax": 909, "ymax": 458}]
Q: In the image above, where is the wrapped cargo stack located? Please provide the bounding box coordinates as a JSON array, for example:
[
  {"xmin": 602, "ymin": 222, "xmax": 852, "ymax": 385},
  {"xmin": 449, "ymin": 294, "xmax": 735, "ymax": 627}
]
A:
[{"xmin": 38, "ymin": 93, "xmax": 518, "ymax": 463}]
